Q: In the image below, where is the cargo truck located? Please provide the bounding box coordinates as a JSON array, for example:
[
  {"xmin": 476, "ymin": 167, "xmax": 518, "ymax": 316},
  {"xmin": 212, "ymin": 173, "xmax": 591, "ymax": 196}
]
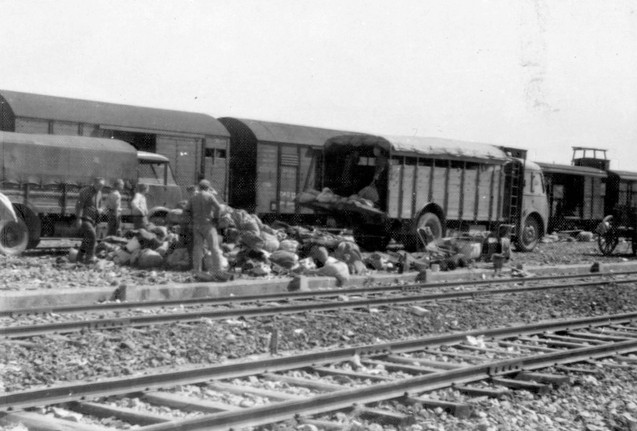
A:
[{"xmin": 0, "ymin": 131, "xmax": 182, "ymax": 255}]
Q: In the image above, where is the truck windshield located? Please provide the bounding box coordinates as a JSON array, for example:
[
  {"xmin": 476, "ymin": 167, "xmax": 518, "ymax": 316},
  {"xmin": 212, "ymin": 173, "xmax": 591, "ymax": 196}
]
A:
[{"xmin": 138, "ymin": 161, "xmax": 177, "ymax": 186}]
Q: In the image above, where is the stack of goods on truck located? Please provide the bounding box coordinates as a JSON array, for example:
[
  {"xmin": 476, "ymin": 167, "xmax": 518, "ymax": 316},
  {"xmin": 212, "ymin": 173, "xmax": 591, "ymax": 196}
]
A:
[{"xmin": 296, "ymin": 187, "xmax": 385, "ymax": 215}]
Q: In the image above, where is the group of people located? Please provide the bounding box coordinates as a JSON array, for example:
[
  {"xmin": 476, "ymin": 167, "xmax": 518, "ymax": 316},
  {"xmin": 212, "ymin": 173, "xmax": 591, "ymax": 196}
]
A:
[
  {"xmin": 74, "ymin": 178, "xmax": 150, "ymax": 264},
  {"xmin": 75, "ymin": 177, "xmax": 227, "ymax": 281}
]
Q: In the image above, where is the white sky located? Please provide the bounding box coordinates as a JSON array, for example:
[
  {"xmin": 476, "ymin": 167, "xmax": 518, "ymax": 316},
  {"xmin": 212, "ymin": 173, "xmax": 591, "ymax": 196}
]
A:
[{"xmin": 1, "ymin": 0, "xmax": 636, "ymax": 168}]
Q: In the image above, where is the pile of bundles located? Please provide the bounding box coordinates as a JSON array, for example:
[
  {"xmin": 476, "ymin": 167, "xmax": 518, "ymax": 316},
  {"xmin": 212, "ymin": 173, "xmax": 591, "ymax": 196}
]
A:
[
  {"xmin": 89, "ymin": 226, "xmax": 183, "ymax": 269},
  {"xmin": 74, "ymin": 201, "xmax": 516, "ymax": 280},
  {"xmin": 219, "ymin": 208, "xmax": 368, "ymax": 285},
  {"xmin": 75, "ymin": 206, "xmax": 371, "ymax": 285}
]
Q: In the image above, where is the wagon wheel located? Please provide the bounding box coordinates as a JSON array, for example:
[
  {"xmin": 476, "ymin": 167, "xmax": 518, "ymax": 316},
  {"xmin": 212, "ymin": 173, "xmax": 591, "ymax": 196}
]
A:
[{"xmin": 598, "ymin": 230, "xmax": 619, "ymax": 256}]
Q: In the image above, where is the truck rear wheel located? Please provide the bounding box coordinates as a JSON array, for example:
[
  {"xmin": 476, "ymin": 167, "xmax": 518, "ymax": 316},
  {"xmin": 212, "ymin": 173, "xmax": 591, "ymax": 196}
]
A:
[
  {"xmin": 0, "ymin": 219, "xmax": 29, "ymax": 256},
  {"xmin": 416, "ymin": 212, "xmax": 443, "ymax": 243}
]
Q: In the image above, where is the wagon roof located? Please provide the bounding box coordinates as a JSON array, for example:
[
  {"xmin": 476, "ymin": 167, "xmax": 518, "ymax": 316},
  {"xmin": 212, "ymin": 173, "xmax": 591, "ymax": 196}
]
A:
[
  {"xmin": 0, "ymin": 90, "xmax": 229, "ymax": 138},
  {"xmin": 325, "ymin": 134, "xmax": 509, "ymax": 161},
  {"xmin": 219, "ymin": 117, "xmax": 359, "ymax": 147},
  {"xmin": 608, "ymin": 170, "xmax": 637, "ymax": 181},
  {"xmin": 536, "ymin": 162, "xmax": 608, "ymax": 178}
]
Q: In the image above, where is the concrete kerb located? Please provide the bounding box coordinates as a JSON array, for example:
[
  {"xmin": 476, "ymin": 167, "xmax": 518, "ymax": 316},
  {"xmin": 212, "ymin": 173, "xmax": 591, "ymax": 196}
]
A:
[{"xmin": 3, "ymin": 260, "xmax": 637, "ymax": 311}]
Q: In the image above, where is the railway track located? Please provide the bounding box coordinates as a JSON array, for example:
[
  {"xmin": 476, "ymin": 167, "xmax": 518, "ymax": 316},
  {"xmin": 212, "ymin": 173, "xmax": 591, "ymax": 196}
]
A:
[
  {"xmin": 2, "ymin": 313, "xmax": 637, "ymax": 430},
  {"xmin": 3, "ymin": 272, "xmax": 637, "ymax": 339}
]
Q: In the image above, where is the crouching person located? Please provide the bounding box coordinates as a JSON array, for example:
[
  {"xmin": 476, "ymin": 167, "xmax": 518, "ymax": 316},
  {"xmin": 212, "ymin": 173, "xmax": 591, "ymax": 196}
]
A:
[
  {"xmin": 310, "ymin": 246, "xmax": 350, "ymax": 287},
  {"xmin": 184, "ymin": 180, "xmax": 231, "ymax": 281}
]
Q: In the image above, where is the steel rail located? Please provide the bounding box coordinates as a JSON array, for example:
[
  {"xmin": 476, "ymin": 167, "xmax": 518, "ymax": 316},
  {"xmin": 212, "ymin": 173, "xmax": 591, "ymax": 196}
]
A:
[
  {"xmin": 3, "ymin": 276, "xmax": 637, "ymax": 339},
  {"xmin": 142, "ymin": 338, "xmax": 637, "ymax": 431},
  {"xmin": 2, "ymin": 311, "xmax": 636, "ymax": 411},
  {"xmin": 3, "ymin": 269, "xmax": 635, "ymax": 317}
]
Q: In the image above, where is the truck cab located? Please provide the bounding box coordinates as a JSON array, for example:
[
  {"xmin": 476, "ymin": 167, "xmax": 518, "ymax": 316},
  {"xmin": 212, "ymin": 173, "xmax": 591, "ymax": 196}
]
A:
[{"xmin": 136, "ymin": 151, "xmax": 183, "ymax": 212}]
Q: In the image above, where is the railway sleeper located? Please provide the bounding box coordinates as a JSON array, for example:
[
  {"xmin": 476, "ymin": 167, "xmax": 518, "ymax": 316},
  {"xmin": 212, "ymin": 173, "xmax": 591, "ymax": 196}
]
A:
[
  {"xmin": 555, "ymin": 365, "xmax": 601, "ymax": 375},
  {"xmin": 356, "ymin": 406, "xmax": 414, "ymax": 426},
  {"xmin": 490, "ymin": 377, "xmax": 551, "ymax": 395},
  {"xmin": 514, "ymin": 371, "xmax": 570, "ymax": 386},
  {"xmin": 0, "ymin": 411, "xmax": 111, "ymax": 431},
  {"xmin": 64, "ymin": 401, "xmax": 171, "ymax": 426},
  {"xmin": 139, "ymin": 391, "xmax": 239, "ymax": 413},
  {"xmin": 404, "ymin": 396, "xmax": 472, "ymax": 419},
  {"xmin": 455, "ymin": 385, "xmax": 511, "ymax": 399}
]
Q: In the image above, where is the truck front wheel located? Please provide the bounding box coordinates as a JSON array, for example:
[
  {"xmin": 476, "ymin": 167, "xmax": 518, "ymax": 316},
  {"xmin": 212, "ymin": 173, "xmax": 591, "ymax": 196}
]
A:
[
  {"xmin": 515, "ymin": 216, "xmax": 540, "ymax": 252},
  {"xmin": 0, "ymin": 219, "xmax": 29, "ymax": 256}
]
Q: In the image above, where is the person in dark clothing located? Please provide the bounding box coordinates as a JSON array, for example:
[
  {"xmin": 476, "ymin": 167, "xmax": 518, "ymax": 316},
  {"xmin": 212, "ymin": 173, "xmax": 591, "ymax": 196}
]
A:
[
  {"xmin": 183, "ymin": 179, "xmax": 225, "ymax": 279},
  {"xmin": 75, "ymin": 177, "xmax": 105, "ymax": 264}
]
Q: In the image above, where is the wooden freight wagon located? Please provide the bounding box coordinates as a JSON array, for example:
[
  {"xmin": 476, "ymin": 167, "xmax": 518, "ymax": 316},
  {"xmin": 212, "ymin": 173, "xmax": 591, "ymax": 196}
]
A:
[
  {"xmin": 219, "ymin": 117, "xmax": 359, "ymax": 222},
  {"xmin": 537, "ymin": 162, "xmax": 607, "ymax": 232},
  {"xmin": 321, "ymin": 134, "xmax": 548, "ymax": 251},
  {"xmin": 0, "ymin": 90, "xmax": 230, "ymax": 198}
]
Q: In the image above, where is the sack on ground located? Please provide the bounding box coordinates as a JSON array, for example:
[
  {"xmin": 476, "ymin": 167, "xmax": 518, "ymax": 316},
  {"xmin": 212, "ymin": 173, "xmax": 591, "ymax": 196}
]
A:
[
  {"xmin": 113, "ymin": 249, "xmax": 132, "ymax": 265},
  {"xmin": 166, "ymin": 247, "xmax": 191, "ymax": 270},
  {"xmin": 138, "ymin": 249, "xmax": 163, "ymax": 268},
  {"xmin": 260, "ymin": 231, "xmax": 280, "ymax": 252},
  {"xmin": 167, "ymin": 209, "xmax": 185, "ymax": 225},
  {"xmin": 241, "ymin": 231, "xmax": 265, "ymax": 251},
  {"xmin": 270, "ymin": 250, "xmax": 299, "ymax": 269}
]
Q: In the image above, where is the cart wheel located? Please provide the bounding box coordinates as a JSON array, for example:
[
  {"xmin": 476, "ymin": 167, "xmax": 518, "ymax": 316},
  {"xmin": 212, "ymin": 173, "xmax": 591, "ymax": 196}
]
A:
[{"xmin": 598, "ymin": 232, "xmax": 619, "ymax": 256}]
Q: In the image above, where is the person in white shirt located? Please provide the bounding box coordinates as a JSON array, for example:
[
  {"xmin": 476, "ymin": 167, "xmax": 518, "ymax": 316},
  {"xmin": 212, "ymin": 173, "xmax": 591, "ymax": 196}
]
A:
[
  {"xmin": 105, "ymin": 179, "xmax": 124, "ymax": 236},
  {"xmin": 131, "ymin": 183, "xmax": 149, "ymax": 229}
]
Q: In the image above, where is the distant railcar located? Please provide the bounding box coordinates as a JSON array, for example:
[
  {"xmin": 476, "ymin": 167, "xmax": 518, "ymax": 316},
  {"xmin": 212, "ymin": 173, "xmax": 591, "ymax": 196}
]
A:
[
  {"xmin": 219, "ymin": 117, "xmax": 358, "ymax": 222},
  {"xmin": 537, "ymin": 162, "xmax": 607, "ymax": 232},
  {"xmin": 538, "ymin": 147, "xmax": 637, "ymax": 233},
  {"xmin": 319, "ymin": 134, "xmax": 548, "ymax": 251}
]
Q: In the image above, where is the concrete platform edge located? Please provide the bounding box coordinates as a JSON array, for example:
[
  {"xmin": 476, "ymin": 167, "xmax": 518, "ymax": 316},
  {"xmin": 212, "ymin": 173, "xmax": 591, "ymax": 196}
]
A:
[{"xmin": 3, "ymin": 260, "xmax": 637, "ymax": 310}]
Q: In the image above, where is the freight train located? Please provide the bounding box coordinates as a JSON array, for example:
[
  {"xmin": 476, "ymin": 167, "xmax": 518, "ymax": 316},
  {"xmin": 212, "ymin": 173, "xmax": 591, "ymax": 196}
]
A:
[{"xmin": 1, "ymin": 90, "xmax": 635, "ymax": 254}]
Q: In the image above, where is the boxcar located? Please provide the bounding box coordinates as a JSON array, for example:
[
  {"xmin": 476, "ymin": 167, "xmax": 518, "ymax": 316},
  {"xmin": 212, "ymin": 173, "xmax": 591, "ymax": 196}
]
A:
[
  {"xmin": 537, "ymin": 147, "xmax": 637, "ymax": 233},
  {"xmin": 0, "ymin": 90, "xmax": 230, "ymax": 198},
  {"xmin": 537, "ymin": 162, "xmax": 607, "ymax": 232},
  {"xmin": 219, "ymin": 117, "xmax": 359, "ymax": 223},
  {"xmin": 320, "ymin": 134, "xmax": 548, "ymax": 251}
]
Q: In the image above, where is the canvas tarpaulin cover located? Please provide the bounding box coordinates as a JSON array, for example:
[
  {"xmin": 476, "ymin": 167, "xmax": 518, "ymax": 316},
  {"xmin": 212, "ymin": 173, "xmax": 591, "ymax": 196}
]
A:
[{"xmin": 0, "ymin": 132, "xmax": 138, "ymax": 186}]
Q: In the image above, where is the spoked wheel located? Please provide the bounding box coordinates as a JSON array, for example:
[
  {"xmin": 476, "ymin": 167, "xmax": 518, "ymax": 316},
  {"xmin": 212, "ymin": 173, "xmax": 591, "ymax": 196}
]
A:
[{"xmin": 598, "ymin": 231, "xmax": 619, "ymax": 256}]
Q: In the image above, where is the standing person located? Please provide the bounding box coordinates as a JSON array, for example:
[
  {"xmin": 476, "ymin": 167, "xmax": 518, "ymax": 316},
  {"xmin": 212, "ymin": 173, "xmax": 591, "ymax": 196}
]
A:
[
  {"xmin": 75, "ymin": 177, "xmax": 105, "ymax": 264},
  {"xmin": 131, "ymin": 183, "xmax": 149, "ymax": 229},
  {"xmin": 183, "ymin": 179, "xmax": 225, "ymax": 278},
  {"xmin": 181, "ymin": 185, "xmax": 198, "ymax": 263},
  {"xmin": 105, "ymin": 179, "xmax": 124, "ymax": 236}
]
